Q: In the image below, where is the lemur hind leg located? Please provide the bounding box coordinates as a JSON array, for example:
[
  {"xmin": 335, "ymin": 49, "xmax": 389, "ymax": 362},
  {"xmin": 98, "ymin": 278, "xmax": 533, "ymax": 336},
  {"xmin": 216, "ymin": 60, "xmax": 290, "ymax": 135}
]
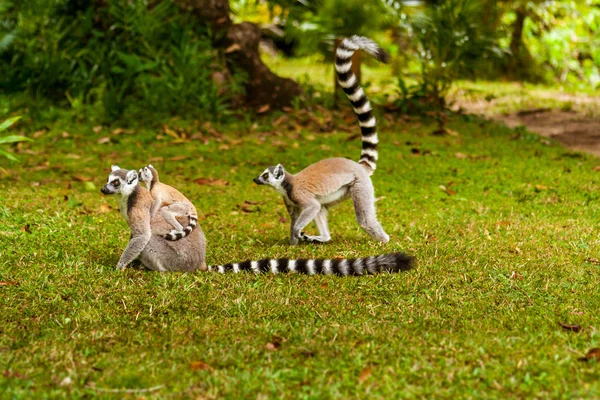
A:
[
  {"xmin": 350, "ymin": 179, "xmax": 390, "ymax": 243},
  {"xmin": 159, "ymin": 202, "xmax": 191, "ymax": 232},
  {"xmin": 302, "ymin": 207, "xmax": 331, "ymax": 243}
]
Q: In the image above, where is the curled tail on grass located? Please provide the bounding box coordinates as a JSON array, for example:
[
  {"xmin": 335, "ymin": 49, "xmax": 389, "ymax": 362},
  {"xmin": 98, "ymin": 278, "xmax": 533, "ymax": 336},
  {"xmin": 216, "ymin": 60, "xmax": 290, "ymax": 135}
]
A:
[
  {"xmin": 335, "ymin": 35, "xmax": 390, "ymax": 175},
  {"xmin": 208, "ymin": 252, "xmax": 414, "ymax": 276}
]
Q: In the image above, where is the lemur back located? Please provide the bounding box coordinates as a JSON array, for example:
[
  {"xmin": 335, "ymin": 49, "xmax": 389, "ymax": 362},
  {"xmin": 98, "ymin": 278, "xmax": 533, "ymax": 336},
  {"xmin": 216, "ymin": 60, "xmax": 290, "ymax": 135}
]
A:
[
  {"xmin": 139, "ymin": 165, "xmax": 198, "ymax": 241},
  {"xmin": 254, "ymin": 36, "xmax": 391, "ymax": 245},
  {"xmin": 102, "ymin": 166, "xmax": 415, "ymax": 274}
]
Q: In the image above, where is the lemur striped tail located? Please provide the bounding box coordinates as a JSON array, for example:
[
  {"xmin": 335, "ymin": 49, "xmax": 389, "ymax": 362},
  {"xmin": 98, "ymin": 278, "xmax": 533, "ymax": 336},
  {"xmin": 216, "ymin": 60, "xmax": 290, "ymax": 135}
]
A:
[
  {"xmin": 207, "ymin": 252, "xmax": 414, "ymax": 276},
  {"xmin": 164, "ymin": 215, "xmax": 198, "ymax": 241},
  {"xmin": 335, "ymin": 36, "xmax": 390, "ymax": 175}
]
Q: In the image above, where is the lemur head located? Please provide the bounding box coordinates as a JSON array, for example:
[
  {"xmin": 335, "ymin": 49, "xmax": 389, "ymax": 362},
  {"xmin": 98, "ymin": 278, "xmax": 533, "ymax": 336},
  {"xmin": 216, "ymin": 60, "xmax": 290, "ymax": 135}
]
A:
[
  {"xmin": 138, "ymin": 164, "xmax": 156, "ymax": 189},
  {"xmin": 101, "ymin": 165, "xmax": 139, "ymax": 196},
  {"xmin": 253, "ymin": 164, "xmax": 285, "ymax": 187}
]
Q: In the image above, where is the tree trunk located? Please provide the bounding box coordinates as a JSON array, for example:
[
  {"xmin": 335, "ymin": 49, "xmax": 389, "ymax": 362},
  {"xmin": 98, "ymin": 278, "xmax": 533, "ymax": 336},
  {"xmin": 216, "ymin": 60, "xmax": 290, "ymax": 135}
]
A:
[
  {"xmin": 175, "ymin": 0, "xmax": 301, "ymax": 110},
  {"xmin": 507, "ymin": 5, "xmax": 533, "ymax": 78}
]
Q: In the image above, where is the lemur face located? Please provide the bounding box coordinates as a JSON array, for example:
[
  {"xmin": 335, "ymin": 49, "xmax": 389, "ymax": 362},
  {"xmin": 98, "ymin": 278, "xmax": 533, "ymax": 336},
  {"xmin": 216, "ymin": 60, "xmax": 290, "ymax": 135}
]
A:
[
  {"xmin": 253, "ymin": 164, "xmax": 285, "ymax": 187},
  {"xmin": 101, "ymin": 166, "xmax": 138, "ymax": 196},
  {"xmin": 138, "ymin": 166, "xmax": 153, "ymax": 188}
]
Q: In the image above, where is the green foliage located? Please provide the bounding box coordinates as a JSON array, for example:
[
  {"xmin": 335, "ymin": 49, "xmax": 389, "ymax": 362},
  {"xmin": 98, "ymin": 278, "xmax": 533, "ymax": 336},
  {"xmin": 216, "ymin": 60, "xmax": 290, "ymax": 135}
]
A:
[
  {"xmin": 394, "ymin": 0, "xmax": 504, "ymax": 111},
  {"xmin": 0, "ymin": 116, "xmax": 31, "ymax": 162},
  {"xmin": 521, "ymin": 1, "xmax": 600, "ymax": 88},
  {"xmin": 0, "ymin": 0, "xmax": 234, "ymax": 122}
]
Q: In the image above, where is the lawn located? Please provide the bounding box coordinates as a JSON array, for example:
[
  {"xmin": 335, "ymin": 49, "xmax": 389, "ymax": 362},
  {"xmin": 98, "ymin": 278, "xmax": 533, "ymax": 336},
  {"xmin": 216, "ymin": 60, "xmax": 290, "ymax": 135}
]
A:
[{"xmin": 1, "ymin": 95, "xmax": 600, "ymax": 398}]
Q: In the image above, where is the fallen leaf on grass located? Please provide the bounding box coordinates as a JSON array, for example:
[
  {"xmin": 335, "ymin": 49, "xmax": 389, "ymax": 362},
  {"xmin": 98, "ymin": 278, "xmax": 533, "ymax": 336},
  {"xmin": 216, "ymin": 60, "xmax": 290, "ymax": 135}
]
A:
[
  {"xmin": 455, "ymin": 152, "xmax": 468, "ymax": 159},
  {"xmin": 558, "ymin": 322, "xmax": 582, "ymax": 333},
  {"xmin": 2, "ymin": 370, "xmax": 27, "ymax": 379},
  {"xmin": 98, "ymin": 203, "xmax": 111, "ymax": 213},
  {"xmin": 257, "ymin": 104, "xmax": 270, "ymax": 114},
  {"xmin": 193, "ymin": 178, "xmax": 230, "ymax": 186},
  {"xmin": 593, "ymin": 166, "xmax": 600, "ymax": 172},
  {"xmin": 534, "ymin": 184, "xmax": 548, "ymax": 191},
  {"xmin": 585, "ymin": 258, "xmax": 600, "ymax": 265},
  {"xmin": 93, "ymin": 126, "xmax": 102, "ymax": 134},
  {"xmin": 578, "ymin": 348, "xmax": 600, "ymax": 362},
  {"xmin": 439, "ymin": 185, "xmax": 456, "ymax": 196},
  {"xmin": 358, "ymin": 366, "xmax": 372, "ymax": 383},
  {"xmin": 239, "ymin": 201, "xmax": 260, "ymax": 214},
  {"xmin": 265, "ymin": 342, "xmax": 279, "ymax": 351},
  {"xmin": 320, "ymin": 282, "xmax": 329, "ymax": 289},
  {"xmin": 0, "ymin": 281, "xmax": 19, "ymax": 287},
  {"xmin": 21, "ymin": 225, "xmax": 31, "ymax": 233},
  {"xmin": 190, "ymin": 361, "xmax": 212, "ymax": 371},
  {"xmin": 72, "ymin": 175, "xmax": 92, "ymax": 182},
  {"xmin": 510, "ymin": 271, "xmax": 523, "ymax": 280},
  {"xmin": 33, "ymin": 130, "xmax": 47, "ymax": 138},
  {"xmin": 168, "ymin": 155, "xmax": 189, "ymax": 161},
  {"xmin": 272, "ymin": 115, "xmax": 289, "ymax": 127},
  {"xmin": 97, "ymin": 137, "xmax": 110, "ymax": 144}
]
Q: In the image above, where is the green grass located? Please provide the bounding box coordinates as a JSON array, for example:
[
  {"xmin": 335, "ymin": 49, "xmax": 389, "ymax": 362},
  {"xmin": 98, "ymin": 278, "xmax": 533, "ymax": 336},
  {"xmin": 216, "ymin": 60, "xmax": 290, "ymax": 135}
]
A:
[{"xmin": 1, "ymin": 104, "xmax": 600, "ymax": 399}]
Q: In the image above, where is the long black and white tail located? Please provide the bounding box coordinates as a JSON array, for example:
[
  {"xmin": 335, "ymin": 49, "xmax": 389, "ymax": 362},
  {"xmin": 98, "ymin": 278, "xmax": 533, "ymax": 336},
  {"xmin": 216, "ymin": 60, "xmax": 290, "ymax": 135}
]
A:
[
  {"xmin": 335, "ymin": 36, "xmax": 390, "ymax": 175},
  {"xmin": 207, "ymin": 252, "xmax": 414, "ymax": 276},
  {"xmin": 164, "ymin": 215, "xmax": 198, "ymax": 241}
]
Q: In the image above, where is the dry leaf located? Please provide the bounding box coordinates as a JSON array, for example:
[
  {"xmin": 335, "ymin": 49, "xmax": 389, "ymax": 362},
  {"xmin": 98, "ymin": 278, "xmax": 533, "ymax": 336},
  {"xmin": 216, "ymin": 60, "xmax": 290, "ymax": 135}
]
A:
[
  {"xmin": 320, "ymin": 282, "xmax": 329, "ymax": 289},
  {"xmin": 272, "ymin": 116, "xmax": 288, "ymax": 127},
  {"xmin": 72, "ymin": 175, "xmax": 92, "ymax": 182},
  {"xmin": 190, "ymin": 361, "xmax": 212, "ymax": 371},
  {"xmin": 578, "ymin": 348, "xmax": 600, "ymax": 362},
  {"xmin": 62, "ymin": 131, "xmax": 70, "ymax": 138},
  {"xmin": 98, "ymin": 203, "xmax": 111, "ymax": 213},
  {"xmin": 534, "ymin": 184, "xmax": 548, "ymax": 191},
  {"xmin": 585, "ymin": 258, "xmax": 600, "ymax": 264},
  {"xmin": 559, "ymin": 322, "xmax": 582, "ymax": 333},
  {"xmin": 495, "ymin": 221, "xmax": 511, "ymax": 227},
  {"xmin": 257, "ymin": 104, "xmax": 271, "ymax": 114},
  {"xmin": 193, "ymin": 178, "xmax": 230, "ymax": 186},
  {"xmin": 455, "ymin": 152, "xmax": 468, "ymax": 159},
  {"xmin": 593, "ymin": 166, "xmax": 600, "ymax": 172},
  {"xmin": 168, "ymin": 155, "xmax": 189, "ymax": 161},
  {"xmin": 0, "ymin": 281, "xmax": 19, "ymax": 287},
  {"xmin": 21, "ymin": 225, "xmax": 31, "ymax": 233},
  {"xmin": 97, "ymin": 137, "xmax": 110, "ymax": 144},
  {"xmin": 93, "ymin": 126, "xmax": 102, "ymax": 134},
  {"xmin": 509, "ymin": 271, "xmax": 523, "ymax": 279},
  {"xmin": 33, "ymin": 130, "xmax": 46, "ymax": 138},
  {"xmin": 358, "ymin": 366, "xmax": 372, "ymax": 383},
  {"xmin": 225, "ymin": 43, "xmax": 241, "ymax": 53},
  {"xmin": 163, "ymin": 127, "xmax": 180, "ymax": 138},
  {"xmin": 439, "ymin": 185, "xmax": 456, "ymax": 196},
  {"xmin": 446, "ymin": 129, "xmax": 459, "ymax": 137},
  {"xmin": 265, "ymin": 342, "xmax": 280, "ymax": 351}
]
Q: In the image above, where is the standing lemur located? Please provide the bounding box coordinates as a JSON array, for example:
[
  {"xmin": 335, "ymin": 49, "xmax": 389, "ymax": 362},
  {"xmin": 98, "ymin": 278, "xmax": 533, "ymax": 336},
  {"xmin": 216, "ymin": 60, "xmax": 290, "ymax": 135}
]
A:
[
  {"xmin": 138, "ymin": 164, "xmax": 197, "ymax": 241},
  {"xmin": 254, "ymin": 36, "xmax": 390, "ymax": 245},
  {"xmin": 102, "ymin": 166, "xmax": 415, "ymax": 275}
]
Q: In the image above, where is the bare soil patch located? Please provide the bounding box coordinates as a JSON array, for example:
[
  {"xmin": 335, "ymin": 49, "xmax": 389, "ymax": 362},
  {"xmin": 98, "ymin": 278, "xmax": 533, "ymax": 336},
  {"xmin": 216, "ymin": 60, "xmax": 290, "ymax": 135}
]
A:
[{"xmin": 457, "ymin": 92, "xmax": 600, "ymax": 157}]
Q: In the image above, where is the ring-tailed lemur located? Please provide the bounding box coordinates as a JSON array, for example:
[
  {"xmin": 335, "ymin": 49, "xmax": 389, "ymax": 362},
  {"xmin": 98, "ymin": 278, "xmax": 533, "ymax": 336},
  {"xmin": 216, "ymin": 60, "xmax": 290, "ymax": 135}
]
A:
[
  {"xmin": 101, "ymin": 165, "xmax": 207, "ymax": 271},
  {"xmin": 254, "ymin": 36, "xmax": 390, "ymax": 245},
  {"xmin": 102, "ymin": 166, "xmax": 415, "ymax": 274},
  {"xmin": 138, "ymin": 164, "xmax": 198, "ymax": 241}
]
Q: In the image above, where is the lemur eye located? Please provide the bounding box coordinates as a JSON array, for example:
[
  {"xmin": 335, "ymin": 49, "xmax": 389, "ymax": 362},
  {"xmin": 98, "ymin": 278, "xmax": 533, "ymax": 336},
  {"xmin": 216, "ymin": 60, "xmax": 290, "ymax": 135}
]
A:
[
  {"xmin": 112, "ymin": 180, "xmax": 120, "ymax": 187},
  {"xmin": 262, "ymin": 173, "xmax": 269, "ymax": 179}
]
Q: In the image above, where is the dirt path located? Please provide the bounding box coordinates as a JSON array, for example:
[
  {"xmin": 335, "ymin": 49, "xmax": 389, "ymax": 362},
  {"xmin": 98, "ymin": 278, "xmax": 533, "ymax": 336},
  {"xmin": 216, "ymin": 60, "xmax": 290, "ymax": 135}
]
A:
[{"xmin": 457, "ymin": 92, "xmax": 600, "ymax": 157}]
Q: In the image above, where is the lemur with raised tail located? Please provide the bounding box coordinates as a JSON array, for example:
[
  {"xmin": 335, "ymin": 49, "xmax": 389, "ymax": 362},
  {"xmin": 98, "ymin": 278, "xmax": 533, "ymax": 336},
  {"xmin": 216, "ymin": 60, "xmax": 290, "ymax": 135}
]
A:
[
  {"xmin": 254, "ymin": 36, "xmax": 390, "ymax": 245},
  {"xmin": 102, "ymin": 166, "xmax": 415, "ymax": 274},
  {"xmin": 138, "ymin": 164, "xmax": 198, "ymax": 241}
]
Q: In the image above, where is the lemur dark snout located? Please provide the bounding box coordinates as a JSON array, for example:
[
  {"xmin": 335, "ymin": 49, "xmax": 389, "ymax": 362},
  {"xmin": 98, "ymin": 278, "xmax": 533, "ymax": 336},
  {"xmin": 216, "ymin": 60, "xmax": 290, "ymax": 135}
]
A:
[
  {"xmin": 101, "ymin": 185, "xmax": 111, "ymax": 194},
  {"xmin": 253, "ymin": 177, "xmax": 264, "ymax": 185}
]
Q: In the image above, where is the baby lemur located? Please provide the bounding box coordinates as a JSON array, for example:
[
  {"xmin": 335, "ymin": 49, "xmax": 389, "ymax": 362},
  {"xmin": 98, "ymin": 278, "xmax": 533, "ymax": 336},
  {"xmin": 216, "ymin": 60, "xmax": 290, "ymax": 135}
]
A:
[
  {"xmin": 254, "ymin": 36, "xmax": 390, "ymax": 245},
  {"xmin": 102, "ymin": 166, "xmax": 415, "ymax": 274},
  {"xmin": 138, "ymin": 164, "xmax": 197, "ymax": 241}
]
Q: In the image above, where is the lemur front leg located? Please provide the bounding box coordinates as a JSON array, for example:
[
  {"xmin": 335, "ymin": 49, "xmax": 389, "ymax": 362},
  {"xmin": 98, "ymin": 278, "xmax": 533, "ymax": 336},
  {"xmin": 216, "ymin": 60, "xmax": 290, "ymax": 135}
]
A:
[
  {"xmin": 292, "ymin": 201, "xmax": 321, "ymax": 244},
  {"xmin": 116, "ymin": 232, "xmax": 152, "ymax": 270},
  {"xmin": 302, "ymin": 207, "xmax": 331, "ymax": 244},
  {"xmin": 350, "ymin": 178, "xmax": 390, "ymax": 243},
  {"xmin": 285, "ymin": 202, "xmax": 300, "ymax": 245},
  {"xmin": 149, "ymin": 195, "xmax": 162, "ymax": 218}
]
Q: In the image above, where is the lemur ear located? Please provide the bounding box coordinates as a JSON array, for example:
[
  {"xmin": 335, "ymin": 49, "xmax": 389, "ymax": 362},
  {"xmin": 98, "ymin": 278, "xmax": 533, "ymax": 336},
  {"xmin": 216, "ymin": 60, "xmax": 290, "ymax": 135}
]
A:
[
  {"xmin": 126, "ymin": 170, "xmax": 138, "ymax": 185},
  {"xmin": 111, "ymin": 165, "xmax": 120, "ymax": 172},
  {"xmin": 148, "ymin": 164, "xmax": 154, "ymax": 169},
  {"xmin": 274, "ymin": 164, "xmax": 284, "ymax": 179}
]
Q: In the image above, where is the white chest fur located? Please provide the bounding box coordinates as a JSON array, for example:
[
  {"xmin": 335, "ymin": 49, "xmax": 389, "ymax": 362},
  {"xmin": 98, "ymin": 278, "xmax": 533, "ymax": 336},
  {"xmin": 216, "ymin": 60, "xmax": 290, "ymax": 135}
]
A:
[{"xmin": 120, "ymin": 196, "xmax": 129, "ymax": 222}]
